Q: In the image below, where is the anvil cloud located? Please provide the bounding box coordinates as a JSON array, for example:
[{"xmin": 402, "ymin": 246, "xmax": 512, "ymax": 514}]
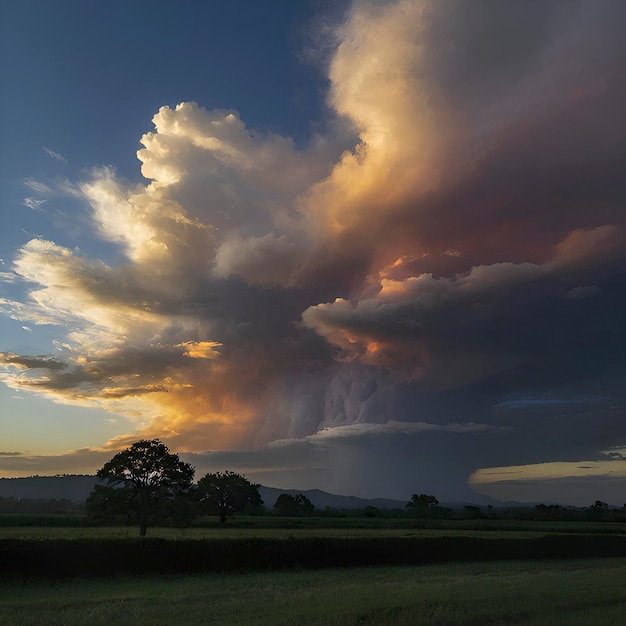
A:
[{"xmin": 1, "ymin": 0, "xmax": 625, "ymax": 503}]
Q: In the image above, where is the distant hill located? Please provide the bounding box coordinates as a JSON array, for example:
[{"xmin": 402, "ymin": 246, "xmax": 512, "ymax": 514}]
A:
[
  {"xmin": 0, "ymin": 475, "xmax": 98, "ymax": 503},
  {"xmin": 258, "ymin": 486, "xmax": 408, "ymax": 510},
  {"xmin": 0, "ymin": 475, "xmax": 503, "ymax": 509},
  {"xmin": 0, "ymin": 476, "xmax": 409, "ymax": 508}
]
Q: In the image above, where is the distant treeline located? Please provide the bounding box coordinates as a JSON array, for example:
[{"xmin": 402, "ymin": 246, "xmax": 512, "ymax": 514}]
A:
[
  {"xmin": 322, "ymin": 501, "xmax": 626, "ymax": 523},
  {"xmin": 0, "ymin": 497, "xmax": 83, "ymax": 515},
  {"xmin": 1, "ymin": 500, "xmax": 625, "ymax": 526}
]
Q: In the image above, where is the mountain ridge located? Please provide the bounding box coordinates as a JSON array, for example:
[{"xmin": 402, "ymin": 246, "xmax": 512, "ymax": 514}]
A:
[{"xmin": 0, "ymin": 474, "xmax": 543, "ymax": 509}]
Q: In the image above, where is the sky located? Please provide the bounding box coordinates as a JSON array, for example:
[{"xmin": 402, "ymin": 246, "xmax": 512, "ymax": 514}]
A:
[{"xmin": 1, "ymin": 0, "xmax": 625, "ymax": 506}]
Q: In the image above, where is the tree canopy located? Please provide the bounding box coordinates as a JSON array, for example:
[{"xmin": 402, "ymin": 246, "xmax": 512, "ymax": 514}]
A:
[
  {"xmin": 406, "ymin": 494, "xmax": 440, "ymax": 518},
  {"xmin": 196, "ymin": 471, "xmax": 262, "ymax": 523},
  {"xmin": 273, "ymin": 493, "xmax": 315, "ymax": 517},
  {"xmin": 90, "ymin": 439, "xmax": 195, "ymax": 535}
]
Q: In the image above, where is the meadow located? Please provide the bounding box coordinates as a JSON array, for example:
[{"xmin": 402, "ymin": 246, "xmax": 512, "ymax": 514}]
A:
[
  {"xmin": 2, "ymin": 516, "xmax": 626, "ymax": 623},
  {"xmin": 3, "ymin": 512, "xmax": 626, "ymax": 534},
  {"xmin": 1, "ymin": 558, "xmax": 626, "ymax": 625}
]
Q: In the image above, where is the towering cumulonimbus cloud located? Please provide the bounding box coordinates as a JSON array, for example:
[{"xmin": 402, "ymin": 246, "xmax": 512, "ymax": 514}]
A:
[{"xmin": 1, "ymin": 0, "xmax": 626, "ymax": 500}]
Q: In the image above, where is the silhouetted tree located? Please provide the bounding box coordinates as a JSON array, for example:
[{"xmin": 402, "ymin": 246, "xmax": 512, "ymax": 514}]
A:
[
  {"xmin": 91, "ymin": 439, "xmax": 195, "ymax": 536},
  {"xmin": 588, "ymin": 500, "xmax": 612, "ymax": 521},
  {"xmin": 196, "ymin": 471, "xmax": 262, "ymax": 523},
  {"xmin": 534, "ymin": 504, "xmax": 565, "ymax": 521},
  {"xmin": 85, "ymin": 484, "xmax": 131, "ymax": 525},
  {"xmin": 274, "ymin": 493, "xmax": 298, "ymax": 516},
  {"xmin": 273, "ymin": 493, "xmax": 315, "ymax": 516},
  {"xmin": 464, "ymin": 505, "xmax": 481, "ymax": 519},
  {"xmin": 406, "ymin": 494, "xmax": 439, "ymax": 518},
  {"xmin": 364, "ymin": 505, "xmax": 380, "ymax": 518}
]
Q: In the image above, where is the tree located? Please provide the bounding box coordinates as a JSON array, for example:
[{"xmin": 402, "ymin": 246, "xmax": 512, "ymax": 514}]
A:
[
  {"xmin": 406, "ymin": 494, "xmax": 439, "ymax": 518},
  {"xmin": 588, "ymin": 500, "xmax": 612, "ymax": 521},
  {"xmin": 85, "ymin": 484, "xmax": 131, "ymax": 525},
  {"xmin": 364, "ymin": 505, "xmax": 380, "ymax": 518},
  {"xmin": 273, "ymin": 493, "xmax": 315, "ymax": 517},
  {"xmin": 464, "ymin": 505, "xmax": 481, "ymax": 519},
  {"xmin": 92, "ymin": 439, "xmax": 195, "ymax": 536},
  {"xmin": 534, "ymin": 503, "xmax": 564, "ymax": 521},
  {"xmin": 196, "ymin": 471, "xmax": 263, "ymax": 524}
]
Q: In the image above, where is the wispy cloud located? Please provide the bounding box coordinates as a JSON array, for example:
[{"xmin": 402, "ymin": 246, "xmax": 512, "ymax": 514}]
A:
[
  {"xmin": 0, "ymin": 272, "xmax": 17, "ymax": 283},
  {"xmin": 0, "ymin": 448, "xmax": 111, "ymax": 476},
  {"xmin": 23, "ymin": 197, "xmax": 46, "ymax": 211},
  {"xmin": 43, "ymin": 146, "xmax": 67, "ymax": 165},
  {"xmin": 470, "ymin": 459, "xmax": 626, "ymax": 506},
  {"xmin": 495, "ymin": 395, "xmax": 608, "ymax": 409},
  {"xmin": 306, "ymin": 421, "xmax": 510, "ymax": 443}
]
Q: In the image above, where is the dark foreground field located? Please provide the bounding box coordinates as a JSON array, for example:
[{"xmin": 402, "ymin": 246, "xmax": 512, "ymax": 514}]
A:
[
  {"xmin": 1, "ymin": 559, "xmax": 626, "ymax": 625},
  {"xmin": 3, "ymin": 532, "xmax": 626, "ymax": 578},
  {"xmin": 2, "ymin": 518, "xmax": 626, "ymax": 624}
]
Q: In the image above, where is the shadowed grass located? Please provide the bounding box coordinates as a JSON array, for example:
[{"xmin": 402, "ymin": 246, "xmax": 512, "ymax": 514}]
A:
[
  {"xmin": 1, "ymin": 559, "xmax": 625, "ymax": 625},
  {"xmin": 2, "ymin": 514, "xmax": 626, "ymax": 535},
  {"xmin": 4, "ymin": 533, "xmax": 626, "ymax": 578},
  {"xmin": 0, "ymin": 525, "xmax": 550, "ymax": 540}
]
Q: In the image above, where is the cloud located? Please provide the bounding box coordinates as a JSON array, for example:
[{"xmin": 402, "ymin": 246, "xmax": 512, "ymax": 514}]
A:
[
  {"xmin": 23, "ymin": 197, "xmax": 46, "ymax": 211},
  {"xmin": 178, "ymin": 341, "xmax": 222, "ymax": 359},
  {"xmin": 43, "ymin": 147, "xmax": 67, "ymax": 165},
  {"xmin": 302, "ymin": 226, "xmax": 625, "ymax": 386},
  {"xmin": 1, "ymin": 353, "xmax": 67, "ymax": 370},
  {"xmin": 0, "ymin": 448, "xmax": 111, "ymax": 477},
  {"xmin": 0, "ymin": 272, "xmax": 17, "ymax": 283},
  {"xmin": 495, "ymin": 395, "xmax": 607, "ymax": 409},
  {"xmin": 470, "ymin": 460, "xmax": 626, "ymax": 506},
  {"xmin": 1, "ymin": 1, "xmax": 625, "ymax": 501},
  {"xmin": 306, "ymin": 420, "xmax": 509, "ymax": 443},
  {"xmin": 472, "ymin": 459, "xmax": 626, "ymax": 485}
]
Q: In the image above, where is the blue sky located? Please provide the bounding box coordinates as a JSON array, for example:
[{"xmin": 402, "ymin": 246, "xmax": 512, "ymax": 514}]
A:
[
  {"xmin": 1, "ymin": 1, "xmax": 332, "ymax": 264},
  {"xmin": 0, "ymin": 1, "xmax": 333, "ymax": 278},
  {"xmin": 1, "ymin": 1, "xmax": 329, "ymax": 172},
  {"xmin": 1, "ymin": 0, "xmax": 626, "ymax": 506},
  {"xmin": 0, "ymin": 0, "xmax": 334, "ymax": 453}
]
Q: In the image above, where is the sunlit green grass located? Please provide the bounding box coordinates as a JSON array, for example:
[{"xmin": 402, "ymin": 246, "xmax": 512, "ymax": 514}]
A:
[{"xmin": 1, "ymin": 558, "xmax": 625, "ymax": 625}]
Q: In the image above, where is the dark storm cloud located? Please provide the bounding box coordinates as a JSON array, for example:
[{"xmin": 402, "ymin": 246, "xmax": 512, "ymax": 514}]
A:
[
  {"xmin": 0, "ymin": 353, "xmax": 67, "ymax": 371},
  {"xmin": 303, "ymin": 228, "xmax": 626, "ymax": 390},
  {"xmin": 0, "ymin": 448, "xmax": 111, "ymax": 476}
]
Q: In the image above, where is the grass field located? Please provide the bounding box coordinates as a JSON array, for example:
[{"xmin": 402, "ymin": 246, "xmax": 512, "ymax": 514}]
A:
[
  {"xmin": 2, "ymin": 514, "xmax": 626, "ymax": 537},
  {"xmin": 2, "ymin": 518, "xmax": 626, "ymax": 623},
  {"xmin": 1, "ymin": 558, "xmax": 625, "ymax": 625},
  {"xmin": 0, "ymin": 525, "xmax": 551, "ymax": 540}
]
